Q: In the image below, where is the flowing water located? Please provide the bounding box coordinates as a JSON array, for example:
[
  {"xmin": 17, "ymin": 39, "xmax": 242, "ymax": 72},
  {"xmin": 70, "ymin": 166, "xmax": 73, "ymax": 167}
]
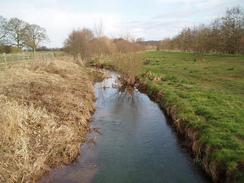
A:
[{"xmin": 40, "ymin": 73, "xmax": 210, "ymax": 183}]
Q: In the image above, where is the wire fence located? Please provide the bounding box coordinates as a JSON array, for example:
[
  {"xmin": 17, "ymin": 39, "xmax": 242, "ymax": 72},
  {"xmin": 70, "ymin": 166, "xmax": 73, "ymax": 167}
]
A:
[{"xmin": 0, "ymin": 52, "xmax": 65, "ymax": 70}]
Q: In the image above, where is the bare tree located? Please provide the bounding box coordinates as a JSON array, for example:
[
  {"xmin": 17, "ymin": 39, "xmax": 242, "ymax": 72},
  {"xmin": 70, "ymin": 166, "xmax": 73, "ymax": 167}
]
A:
[
  {"xmin": 64, "ymin": 28, "xmax": 94, "ymax": 61},
  {"xmin": 24, "ymin": 24, "xmax": 48, "ymax": 52},
  {"xmin": 208, "ymin": 19, "xmax": 223, "ymax": 53},
  {"xmin": 136, "ymin": 37, "xmax": 144, "ymax": 43},
  {"xmin": 112, "ymin": 36, "xmax": 145, "ymax": 53},
  {"xmin": 94, "ymin": 21, "xmax": 104, "ymax": 38},
  {"xmin": 0, "ymin": 16, "xmax": 8, "ymax": 43},
  {"xmin": 158, "ymin": 6, "xmax": 244, "ymax": 55},
  {"xmin": 7, "ymin": 18, "xmax": 28, "ymax": 49},
  {"xmin": 221, "ymin": 7, "xmax": 244, "ymax": 54},
  {"xmin": 90, "ymin": 36, "xmax": 117, "ymax": 57}
]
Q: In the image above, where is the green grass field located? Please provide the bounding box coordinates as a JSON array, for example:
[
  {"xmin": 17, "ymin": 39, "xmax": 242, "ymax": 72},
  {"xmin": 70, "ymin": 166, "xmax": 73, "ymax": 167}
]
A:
[{"xmin": 138, "ymin": 51, "xmax": 244, "ymax": 180}]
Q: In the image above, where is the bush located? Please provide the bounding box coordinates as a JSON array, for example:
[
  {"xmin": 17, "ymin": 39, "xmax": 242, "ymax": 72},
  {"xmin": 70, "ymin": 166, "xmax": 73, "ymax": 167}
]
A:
[{"xmin": 0, "ymin": 45, "xmax": 20, "ymax": 54}]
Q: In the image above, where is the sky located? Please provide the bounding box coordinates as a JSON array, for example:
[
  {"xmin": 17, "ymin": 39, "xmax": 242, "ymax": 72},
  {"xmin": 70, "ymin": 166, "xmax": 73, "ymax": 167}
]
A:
[{"xmin": 0, "ymin": 0, "xmax": 243, "ymax": 48}]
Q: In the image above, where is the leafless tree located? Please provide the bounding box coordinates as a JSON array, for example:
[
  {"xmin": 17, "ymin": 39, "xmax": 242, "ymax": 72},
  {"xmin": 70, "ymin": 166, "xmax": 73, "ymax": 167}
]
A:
[
  {"xmin": 90, "ymin": 36, "xmax": 116, "ymax": 57},
  {"xmin": 7, "ymin": 18, "xmax": 28, "ymax": 49},
  {"xmin": 24, "ymin": 24, "xmax": 48, "ymax": 52},
  {"xmin": 0, "ymin": 16, "xmax": 8, "ymax": 43},
  {"xmin": 113, "ymin": 38, "xmax": 145, "ymax": 53},
  {"xmin": 94, "ymin": 21, "xmax": 104, "ymax": 38},
  {"xmin": 221, "ymin": 7, "xmax": 244, "ymax": 54},
  {"xmin": 158, "ymin": 7, "xmax": 244, "ymax": 55},
  {"xmin": 136, "ymin": 37, "xmax": 144, "ymax": 43},
  {"xmin": 64, "ymin": 28, "xmax": 94, "ymax": 61}
]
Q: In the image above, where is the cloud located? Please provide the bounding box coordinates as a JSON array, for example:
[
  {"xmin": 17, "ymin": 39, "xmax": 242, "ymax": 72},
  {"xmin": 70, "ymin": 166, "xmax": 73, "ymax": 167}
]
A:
[
  {"xmin": 127, "ymin": 0, "xmax": 244, "ymax": 39},
  {"xmin": 0, "ymin": 1, "xmax": 124, "ymax": 47},
  {"xmin": 0, "ymin": 0, "xmax": 243, "ymax": 47}
]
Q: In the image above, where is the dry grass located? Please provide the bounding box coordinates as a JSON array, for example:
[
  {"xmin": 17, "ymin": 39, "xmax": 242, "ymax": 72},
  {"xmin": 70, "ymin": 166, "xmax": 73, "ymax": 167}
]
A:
[
  {"xmin": 110, "ymin": 53, "xmax": 143, "ymax": 86},
  {"xmin": 0, "ymin": 59, "xmax": 97, "ymax": 182}
]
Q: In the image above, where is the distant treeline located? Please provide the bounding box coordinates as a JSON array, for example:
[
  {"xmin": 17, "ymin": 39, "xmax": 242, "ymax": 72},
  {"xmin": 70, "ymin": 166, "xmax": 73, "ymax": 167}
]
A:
[
  {"xmin": 158, "ymin": 7, "xmax": 244, "ymax": 54},
  {"xmin": 0, "ymin": 16, "xmax": 48, "ymax": 53},
  {"xmin": 64, "ymin": 28, "xmax": 148, "ymax": 61}
]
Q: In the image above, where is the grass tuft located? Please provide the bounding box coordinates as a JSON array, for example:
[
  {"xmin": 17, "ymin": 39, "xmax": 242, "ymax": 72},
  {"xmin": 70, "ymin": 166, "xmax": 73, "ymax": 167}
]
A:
[{"xmin": 0, "ymin": 59, "xmax": 97, "ymax": 182}]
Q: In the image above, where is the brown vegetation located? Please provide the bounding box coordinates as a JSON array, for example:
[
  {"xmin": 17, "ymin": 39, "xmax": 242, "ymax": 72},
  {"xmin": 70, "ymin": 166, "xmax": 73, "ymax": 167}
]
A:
[
  {"xmin": 111, "ymin": 53, "xmax": 143, "ymax": 88},
  {"xmin": 158, "ymin": 7, "xmax": 244, "ymax": 54},
  {"xmin": 64, "ymin": 28, "xmax": 146, "ymax": 63},
  {"xmin": 0, "ymin": 59, "xmax": 101, "ymax": 182}
]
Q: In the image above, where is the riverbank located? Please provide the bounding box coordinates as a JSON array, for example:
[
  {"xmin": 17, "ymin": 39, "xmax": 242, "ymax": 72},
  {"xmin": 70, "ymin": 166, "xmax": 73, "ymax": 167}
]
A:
[
  {"xmin": 98, "ymin": 51, "xmax": 244, "ymax": 182},
  {"xmin": 0, "ymin": 59, "xmax": 105, "ymax": 182},
  {"xmin": 40, "ymin": 72, "xmax": 210, "ymax": 183},
  {"xmin": 139, "ymin": 51, "xmax": 244, "ymax": 183}
]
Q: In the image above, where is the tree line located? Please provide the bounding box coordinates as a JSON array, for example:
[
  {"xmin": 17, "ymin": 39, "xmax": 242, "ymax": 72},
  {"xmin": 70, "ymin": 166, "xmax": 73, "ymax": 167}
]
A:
[
  {"xmin": 158, "ymin": 7, "xmax": 244, "ymax": 54},
  {"xmin": 64, "ymin": 27, "xmax": 146, "ymax": 62},
  {"xmin": 0, "ymin": 16, "xmax": 48, "ymax": 53}
]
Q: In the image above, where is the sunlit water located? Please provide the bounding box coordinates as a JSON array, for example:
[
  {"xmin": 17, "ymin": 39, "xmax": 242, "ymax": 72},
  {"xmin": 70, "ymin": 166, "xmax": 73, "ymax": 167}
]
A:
[{"xmin": 40, "ymin": 73, "xmax": 210, "ymax": 183}]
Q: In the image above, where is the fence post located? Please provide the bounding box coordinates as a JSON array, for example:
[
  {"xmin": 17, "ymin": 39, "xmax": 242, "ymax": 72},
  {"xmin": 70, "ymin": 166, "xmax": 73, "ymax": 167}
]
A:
[
  {"xmin": 33, "ymin": 52, "xmax": 35, "ymax": 62},
  {"xmin": 22, "ymin": 52, "xmax": 25, "ymax": 61},
  {"xmin": 3, "ymin": 53, "xmax": 7, "ymax": 68}
]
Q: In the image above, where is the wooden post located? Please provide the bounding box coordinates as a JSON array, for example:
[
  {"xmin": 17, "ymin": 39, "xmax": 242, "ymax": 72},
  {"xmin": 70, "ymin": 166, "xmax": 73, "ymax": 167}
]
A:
[
  {"xmin": 3, "ymin": 53, "xmax": 7, "ymax": 68},
  {"xmin": 22, "ymin": 52, "xmax": 25, "ymax": 61}
]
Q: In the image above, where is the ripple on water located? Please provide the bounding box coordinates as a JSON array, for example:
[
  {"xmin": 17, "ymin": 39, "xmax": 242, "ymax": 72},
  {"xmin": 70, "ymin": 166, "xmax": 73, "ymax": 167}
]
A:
[{"xmin": 40, "ymin": 72, "xmax": 210, "ymax": 183}]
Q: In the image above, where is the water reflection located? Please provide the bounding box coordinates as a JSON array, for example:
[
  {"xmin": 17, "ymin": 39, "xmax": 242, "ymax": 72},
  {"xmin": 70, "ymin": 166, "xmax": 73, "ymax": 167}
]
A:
[{"xmin": 40, "ymin": 72, "xmax": 210, "ymax": 183}]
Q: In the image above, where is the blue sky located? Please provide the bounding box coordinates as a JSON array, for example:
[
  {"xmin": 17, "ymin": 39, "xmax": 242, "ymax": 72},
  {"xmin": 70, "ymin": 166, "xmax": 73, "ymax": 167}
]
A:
[{"xmin": 0, "ymin": 0, "xmax": 243, "ymax": 47}]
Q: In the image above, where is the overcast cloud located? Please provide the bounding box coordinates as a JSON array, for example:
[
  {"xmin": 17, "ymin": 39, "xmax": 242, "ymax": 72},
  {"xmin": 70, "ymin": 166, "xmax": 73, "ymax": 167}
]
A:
[{"xmin": 0, "ymin": 0, "xmax": 243, "ymax": 47}]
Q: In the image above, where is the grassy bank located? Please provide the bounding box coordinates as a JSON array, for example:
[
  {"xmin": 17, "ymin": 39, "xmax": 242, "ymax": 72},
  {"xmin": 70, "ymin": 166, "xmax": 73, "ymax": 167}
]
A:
[
  {"xmin": 140, "ymin": 51, "xmax": 244, "ymax": 182},
  {"xmin": 0, "ymin": 59, "xmax": 102, "ymax": 182},
  {"xmin": 103, "ymin": 51, "xmax": 244, "ymax": 182}
]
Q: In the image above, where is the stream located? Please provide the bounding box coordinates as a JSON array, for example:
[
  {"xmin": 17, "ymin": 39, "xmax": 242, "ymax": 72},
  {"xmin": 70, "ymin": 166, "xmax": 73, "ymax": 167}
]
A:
[{"xmin": 40, "ymin": 72, "xmax": 210, "ymax": 183}]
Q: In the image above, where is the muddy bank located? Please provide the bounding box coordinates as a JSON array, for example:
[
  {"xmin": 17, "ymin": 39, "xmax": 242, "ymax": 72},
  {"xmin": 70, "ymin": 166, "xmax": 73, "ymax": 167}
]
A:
[
  {"xmin": 0, "ymin": 60, "xmax": 105, "ymax": 183},
  {"xmin": 137, "ymin": 80, "xmax": 241, "ymax": 183}
]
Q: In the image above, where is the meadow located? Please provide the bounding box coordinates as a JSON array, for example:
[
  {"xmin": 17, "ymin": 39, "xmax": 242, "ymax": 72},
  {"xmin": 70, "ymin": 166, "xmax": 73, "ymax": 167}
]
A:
[
  {"xmin": 1, "ymin": 50, "xmax": 243, "ymax": 182},
  {"xmin": 138, "ymin": 51, "xmax": 244, "ymax": 181}
]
